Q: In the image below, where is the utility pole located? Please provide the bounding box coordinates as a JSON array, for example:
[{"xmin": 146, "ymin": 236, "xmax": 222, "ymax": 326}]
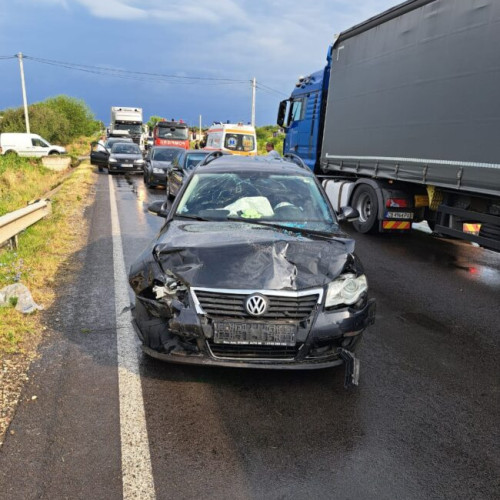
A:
[
  {"xmin": 17, "ymin": 52, "xmax": 30, "ymax": 134},
  {"xmin": 199, "ymin": 114, "xmax": 202, "ymax": 140},
  {"xmin": 251, "ymin": 77, "xmax": 256, "ymax": 127}
]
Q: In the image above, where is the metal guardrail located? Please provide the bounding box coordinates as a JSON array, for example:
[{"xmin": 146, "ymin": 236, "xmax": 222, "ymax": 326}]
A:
[{"xmin": 0, "ymin": 200, "xmax": 52, "ymax": 249}]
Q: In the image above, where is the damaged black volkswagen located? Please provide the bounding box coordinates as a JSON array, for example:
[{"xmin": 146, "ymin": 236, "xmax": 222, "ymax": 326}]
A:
[{"xmin": 129, "ymin": 155, "xmax": 376, "ymax": 386}]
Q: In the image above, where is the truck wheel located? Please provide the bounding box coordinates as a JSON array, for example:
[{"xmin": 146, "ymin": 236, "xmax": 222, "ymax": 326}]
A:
[{"xmin": 352, "ymin": 185, "xmax": 379, "ymax": 233}]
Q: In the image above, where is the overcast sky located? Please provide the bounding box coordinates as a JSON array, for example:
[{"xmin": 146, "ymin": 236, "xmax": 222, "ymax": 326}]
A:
[{"xmin": 1, "ymin": 0, "xmax": 399, "ymax": 127}]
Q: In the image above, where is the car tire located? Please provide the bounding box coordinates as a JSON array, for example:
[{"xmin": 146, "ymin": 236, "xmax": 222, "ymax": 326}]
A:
[
  {"xmin": 98, "ymin": 165, "xmax": 104, "ymax": 172},
  {"xmin": 352, "ymin": 185, "xmax": 379, "ymax": 233},
  {"xmin": 49, "ymin": 151, "xmax": 60, "ymax": 155},
  {"xmin": 4, "ymin": 150, "xmax": 18, "ymax": 157}
]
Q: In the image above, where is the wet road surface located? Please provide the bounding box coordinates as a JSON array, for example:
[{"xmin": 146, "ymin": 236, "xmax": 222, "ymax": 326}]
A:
[{"xmin": 0, "ymin": 169, "xmax": 498, "ymax": 499}]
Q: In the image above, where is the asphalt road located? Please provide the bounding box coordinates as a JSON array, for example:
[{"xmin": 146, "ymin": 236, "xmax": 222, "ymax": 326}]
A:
[{"xmin": 0, "ymin": 169, "xmax": 498, "ymax": 499}]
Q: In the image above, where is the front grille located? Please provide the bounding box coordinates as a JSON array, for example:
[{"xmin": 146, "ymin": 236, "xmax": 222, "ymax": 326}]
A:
[
  {"xmin": 192, "ymin": 289, "xmax": 321, "ymax": 320},
  {"xmin": 207, "ymin": 341, "xmax": 300, "ymax": 360}
]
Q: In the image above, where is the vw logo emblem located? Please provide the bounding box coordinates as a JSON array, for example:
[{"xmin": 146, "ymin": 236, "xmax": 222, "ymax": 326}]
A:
[{"xmin": 245, "ymin": 294, "xmax": 268, "ymax": 316}]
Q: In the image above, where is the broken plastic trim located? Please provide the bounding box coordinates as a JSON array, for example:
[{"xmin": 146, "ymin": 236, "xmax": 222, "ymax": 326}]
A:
[{"xmin": 339, "ymin": 348, "xmax": 360, "ymax": 388}]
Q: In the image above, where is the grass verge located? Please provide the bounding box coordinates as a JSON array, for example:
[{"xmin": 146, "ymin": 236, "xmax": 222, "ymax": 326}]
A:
[
  {"xmin": 0, "ymin": 161, "xmax": 96, "ymax": 445},
  {"xmin": 0, "ymin": 162, "xmax": 95, "ymax": 352}
]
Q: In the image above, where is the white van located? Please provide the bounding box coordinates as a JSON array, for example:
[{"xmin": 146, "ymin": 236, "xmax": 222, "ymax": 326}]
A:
[
  {"xmin": 205, "ymin": 122, "xmax": 257, "ymax": 156},
  {"xmin": 0, "ymin": 133, "xmax": 66, "ymax": 157}
]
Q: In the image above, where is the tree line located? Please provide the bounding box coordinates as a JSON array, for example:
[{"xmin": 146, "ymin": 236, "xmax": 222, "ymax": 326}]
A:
[{"xmin": 0, "ymin": 95, "xmax": 101, "ymax": 145}]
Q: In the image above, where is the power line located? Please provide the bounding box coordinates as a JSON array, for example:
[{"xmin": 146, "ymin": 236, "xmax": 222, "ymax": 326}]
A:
[
  {"xmin": 23, "ymin": 55, "xmax": 250, "ymax": 84},
  {"xmin": 2, "ymin": 53, "xmax": 288, "ymax": 100},
  {"xmin": 255, "ymin": 82, "xmax": 288, "ymax": 97}
]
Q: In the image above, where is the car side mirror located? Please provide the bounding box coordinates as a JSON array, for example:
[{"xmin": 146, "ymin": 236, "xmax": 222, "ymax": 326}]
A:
[
  {"xmin": 148, "ymin": 200, "xmax": 169, "ymax": 218},
  {"xmin": 337, "ymin": 206, "xmax": 359, "ymax": 222}
]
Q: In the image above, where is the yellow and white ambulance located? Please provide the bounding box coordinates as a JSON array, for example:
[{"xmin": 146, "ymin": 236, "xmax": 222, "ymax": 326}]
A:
[{"xmin": 205, "ymin": 122, "xmax": 257, "ymax": 156}]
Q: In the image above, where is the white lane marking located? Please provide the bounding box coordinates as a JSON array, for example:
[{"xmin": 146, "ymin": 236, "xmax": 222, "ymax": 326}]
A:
[{"xmin": 109, "ymin": 176, "xmax": 156, "ymax": 499}]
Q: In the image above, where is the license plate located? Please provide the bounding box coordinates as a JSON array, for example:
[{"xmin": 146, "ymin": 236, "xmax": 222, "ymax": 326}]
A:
[
  {"xmin": 385, "ymin": 211, "xmax": 413, "ymax": 219},
  {"xmin": 213, "ymin": 322, "xmax": 296, "ymax": 346}
]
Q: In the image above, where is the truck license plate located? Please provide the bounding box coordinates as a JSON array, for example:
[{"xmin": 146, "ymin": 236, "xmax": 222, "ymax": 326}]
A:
[
  {"xmin": 385, "ymin": 211, "xmax": 413, "ymax": 219},
  {"xmin": 213, "ymin": 322, "xmax": 296, "ymax": 346}
]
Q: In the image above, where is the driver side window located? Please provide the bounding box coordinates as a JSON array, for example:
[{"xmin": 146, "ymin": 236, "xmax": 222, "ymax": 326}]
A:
[{"xmin": 290, "ymin": 99, "xmax": 304, "ymax": 121}]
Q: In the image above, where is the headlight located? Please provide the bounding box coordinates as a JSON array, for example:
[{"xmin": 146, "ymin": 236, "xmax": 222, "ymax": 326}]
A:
[
  {"xmin": 152, "ymin": 167, "xmax": 164, "ymax": 174},
  {"xmin": 108, "ymin": 158, "xmax": 117, "ymax": 163},
  {"xmin": 134, "ymin": 159, "xmax": 144, "ymax": 164},
  {"xmin": 325, "ymin": 274, "xmax": 368, "ymax": 308}
]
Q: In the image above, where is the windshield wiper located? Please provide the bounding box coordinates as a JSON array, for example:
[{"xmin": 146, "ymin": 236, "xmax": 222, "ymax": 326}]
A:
[
  {"xmin": 226, "ymin": 217, "xmax": 337, "ymax": 239},
  {"xmin": 174, "ymin": 213, "xmax": 210, "ymax": 221}
]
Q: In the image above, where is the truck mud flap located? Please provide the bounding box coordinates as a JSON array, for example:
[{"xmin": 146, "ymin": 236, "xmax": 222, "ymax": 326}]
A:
[{"xmin": 339, "ymin": 348, "xmax": 360, "ymax": 388}]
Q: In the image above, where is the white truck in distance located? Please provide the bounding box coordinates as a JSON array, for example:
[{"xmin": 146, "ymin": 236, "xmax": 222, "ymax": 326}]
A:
[{"xmin": 110, "ymin": 107, "xmax": 144, "ymax": 150}]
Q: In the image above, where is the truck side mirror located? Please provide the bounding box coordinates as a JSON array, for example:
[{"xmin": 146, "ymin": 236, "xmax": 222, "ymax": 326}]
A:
[{"xmin": 277, "ymin": 100, "xmax": 289, "ymax": 128}]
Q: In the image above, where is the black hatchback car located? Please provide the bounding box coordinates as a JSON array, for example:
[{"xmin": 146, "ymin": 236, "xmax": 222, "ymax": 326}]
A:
[
  {"xmin": 107, "ymin": 142, "xmax": 144, "ymax": 174},
  {"xmin": 129, "ymin": 156, "xmax": 375, "ymax": 386},
  {"xmin": 90, "ymin": 137, "xmax": 134, "ymax": 172},
  {"xmin": 166, "ymin": 149, "xmax": 210, "ymax": 199},
  {"xmin": 143, "ymin": 146, "xmax": 183, "ymax": 188}
]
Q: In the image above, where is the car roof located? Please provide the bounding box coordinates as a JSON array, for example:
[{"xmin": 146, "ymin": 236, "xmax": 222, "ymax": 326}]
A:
[
  {"xmin": 106, "ymin": 137, "xmax": 133, "ymax": 143},
  {"xmin": 151, "ymin": 146, "xmax": 183, "ymax": 151},
  {"xmin": 195, "ymin": 155, "xmax": 313, "ymax": 176},
  {"xmin": 110, "ymin": 142, "xmax": 140, "ymax": 150}
]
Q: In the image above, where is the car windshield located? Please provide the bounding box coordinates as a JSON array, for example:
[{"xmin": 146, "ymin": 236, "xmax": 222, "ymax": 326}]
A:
[
  {"xmin": 184, "ymin": 153, "xmax": 209, "ymax": 169},
  {"xmin": 152, "ymin": 149, "xmax": 179, "ymax": 161},
  {"xmin": 156, "ymin": 126, "xmax": 188, "ymax": 140},
  {"xmin": 224, "ymin": 133, "xmax": 255, "ymax": 152},
  {"xmin": 106, "ymin": 138, "xmax": 132, "ymax": 148},
  {"xmin": 175, "ymin": 171, "xmax": 337, "ymax": 232},
  {"xmin": 111, "ymin": 143, "xmax": 141, "ymax": 154}
]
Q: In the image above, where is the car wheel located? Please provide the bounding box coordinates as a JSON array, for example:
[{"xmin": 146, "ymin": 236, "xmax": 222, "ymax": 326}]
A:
[
  {"xmin": 98, "ymin": 165, "xmax": 104, "ymax": 172},
  {"xmin": 352, "ymin": 185, "xmax": 379, "ymax": 233},
  {"xmin": 49, "ymin": 151, "xmax": 60, "ymax": 155},
  {"xmin": 4, "ymin": 150, "xmax": 18, "ymax": 157}
]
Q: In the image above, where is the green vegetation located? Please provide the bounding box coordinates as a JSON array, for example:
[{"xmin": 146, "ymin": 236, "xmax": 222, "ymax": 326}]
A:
[
  {"xmin": 0, "ymin": 155, "xmax": 64, "ymax": 216},
  {"xmin": 256, "ymin": 125, "xmax": 285, "ymax": 154},
  {"xmin": 0, "ymin": 95, "xmax": 100, "ymax": 145},
  {"xmin": 146, "ymin": 115, "xmax": 163, "ymax": 131},
  {"xmin": 0, "ymin": 161, "xmax": 95, "ymax": 353}
]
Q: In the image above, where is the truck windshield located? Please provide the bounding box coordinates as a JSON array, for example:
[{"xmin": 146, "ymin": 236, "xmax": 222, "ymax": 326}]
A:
[
  {"xmin": 156, "ymin": 127, "xmax": 188, "ymax": 140},
  {"xmin": 115, "ymin": 123, "xmax": 142, "ymax": 134},
  {"xmin": 224, "ymin": 134, "xmax": 255, "ymax": 152}
]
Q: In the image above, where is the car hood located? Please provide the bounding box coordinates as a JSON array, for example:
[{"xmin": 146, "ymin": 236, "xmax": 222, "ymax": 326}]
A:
[
  {"xmin": 150, "ymin": 160, "xmax": 172, "ymax": 169},
  {"xmin": 129, "ymin": 220, "xmax": 357, "ymax": 294},
  {"xmin": 111, "ymin": 153, "xmax": 142, "ymax": 160}
]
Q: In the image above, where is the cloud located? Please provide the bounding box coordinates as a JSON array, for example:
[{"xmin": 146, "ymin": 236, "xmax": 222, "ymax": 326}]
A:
[{"xmin": 77, "ymin": 0, "xmax": 147, "ymax": 20}]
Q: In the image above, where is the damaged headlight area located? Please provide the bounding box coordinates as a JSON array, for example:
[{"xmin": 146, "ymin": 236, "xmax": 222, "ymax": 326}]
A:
[
  {"xmin": 325, "ymin": 274, "xmax": 368, "ymax": 308},
  {"xmin": 138, "ymin": 275, "xmax": 188, "ymax": 318}
]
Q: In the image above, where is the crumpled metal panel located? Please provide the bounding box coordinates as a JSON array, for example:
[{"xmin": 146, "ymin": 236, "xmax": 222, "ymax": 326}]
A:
[{"xmin": 129, "ymin": 221, "xmax": 354, "ymax": 293}]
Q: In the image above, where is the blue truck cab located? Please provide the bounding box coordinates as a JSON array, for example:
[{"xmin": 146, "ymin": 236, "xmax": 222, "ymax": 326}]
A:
[{"xmin": 277, "ymin": 47, "xmax": 332, "ymax": 172}]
